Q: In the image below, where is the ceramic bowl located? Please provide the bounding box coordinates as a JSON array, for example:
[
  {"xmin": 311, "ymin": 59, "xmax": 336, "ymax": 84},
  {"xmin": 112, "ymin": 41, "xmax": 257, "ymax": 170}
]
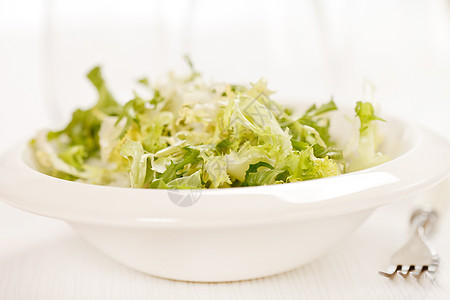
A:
[{"xmin": 0, "ymin": 110, "xmax": 448, "ymax": 282}]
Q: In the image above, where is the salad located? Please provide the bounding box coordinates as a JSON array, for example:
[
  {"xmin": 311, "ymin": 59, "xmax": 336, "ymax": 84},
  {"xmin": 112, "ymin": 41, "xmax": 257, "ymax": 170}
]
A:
[{"xmin": 30, "ymin": 63, "xmax": 389, "ymax": 189}]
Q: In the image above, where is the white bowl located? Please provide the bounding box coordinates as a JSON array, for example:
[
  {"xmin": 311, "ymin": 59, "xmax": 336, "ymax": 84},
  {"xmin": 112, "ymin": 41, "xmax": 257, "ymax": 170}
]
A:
[{"xmin": 0, "ymin": 111, "xmax": 449, "ymax": 282}]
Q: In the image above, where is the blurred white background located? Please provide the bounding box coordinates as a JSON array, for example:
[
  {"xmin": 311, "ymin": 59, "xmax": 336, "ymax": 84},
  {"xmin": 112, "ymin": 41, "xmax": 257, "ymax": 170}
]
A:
[
  {"xmin": 0, "ymin": 2, "xmax": 450, "ymax": 298},
  {"xmin": 1, "ymin": 0, "xmax": 449, "ymax": 153}
]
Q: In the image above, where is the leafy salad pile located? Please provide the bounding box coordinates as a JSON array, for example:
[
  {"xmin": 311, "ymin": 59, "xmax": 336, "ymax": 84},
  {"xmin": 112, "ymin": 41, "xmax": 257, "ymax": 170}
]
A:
[{"xmin": 30, "ymin": 64, "xmax": 389, "ymax": 189}]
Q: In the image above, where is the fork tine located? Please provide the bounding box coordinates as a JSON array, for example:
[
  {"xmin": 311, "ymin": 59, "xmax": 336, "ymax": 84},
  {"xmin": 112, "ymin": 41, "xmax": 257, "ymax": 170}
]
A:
[
  {"xmin": 426, "ymin": 271, "xmax": 437, "ymax": 280},
  {"xmin": 426, "ymin": 264, "xmax": 438, "ymax": 280},
  {"xmin": 410, "ymin": 265, "xmax": 424, "ymax": 279},
  {"xmin": 378, "ymin": 271, "xmax": 395, "ymax": 279},
  {"xmin": 398, "ymin": 265, "xmax": 414, "ymax": 278},
  {"xmin": 379, "ymin": 265, "xmax": 401, "ymax": 279}
]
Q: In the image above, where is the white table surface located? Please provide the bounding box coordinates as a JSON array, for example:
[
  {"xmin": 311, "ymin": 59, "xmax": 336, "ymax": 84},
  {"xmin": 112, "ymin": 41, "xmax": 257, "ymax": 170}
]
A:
[
  {"xmin": 0, "ymin": 189, "xmax": 449, "ymax": 300},
  {"xmin": 1, "ymin": 1, "xmax": 450, "ymax": 298}
]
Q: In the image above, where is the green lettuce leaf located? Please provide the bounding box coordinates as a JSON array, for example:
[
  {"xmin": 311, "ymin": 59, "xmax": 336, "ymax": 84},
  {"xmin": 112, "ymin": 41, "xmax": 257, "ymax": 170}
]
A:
[
  {"xmin": 47, "ymin": 108, "xmax": 102, "ymax": 157},
  {"xmin": 241, "ymin": 161, "xmax": 283, "ymax": 186},
  {"xmin": 87, "ymin": 66, "xmax": 121, "ymax": 115},
  {"xmin": 116, "ymin": 95, "xmax": 146, "ymax": 139},
  {"xmin": 345, "ymin": 101, "xmax": 390, "ymax": 172},
  {"xmin": 119, "ymin": 139, "xmax": 152, "ymax": 188},
  {"xmin": 286, "ymin": 146, "xmax": 341, "ymax": 181},
  {"xmin": 157, "ymin": 147, "xmax": 202, "ymax": 184},
  {"xmin": 287, "ymin": 99, "xmax": 337, "ymax": 146},
  {"xmin": 48, "ymin": 66, "xmax": 123, "ymax": 158},
  {"xmin": 58, "ymin": 145, "xmax": 87, "ymax": 171},
  {"xmin": 167, "ymin": 170, "xmax": 202, "ymax": 189}
]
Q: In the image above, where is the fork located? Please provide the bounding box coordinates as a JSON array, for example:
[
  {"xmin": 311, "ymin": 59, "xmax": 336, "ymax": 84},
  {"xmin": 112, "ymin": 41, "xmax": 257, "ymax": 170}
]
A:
[{"xmin": 378, "ymin": 208, "xmax": 440, "ymax": 280}]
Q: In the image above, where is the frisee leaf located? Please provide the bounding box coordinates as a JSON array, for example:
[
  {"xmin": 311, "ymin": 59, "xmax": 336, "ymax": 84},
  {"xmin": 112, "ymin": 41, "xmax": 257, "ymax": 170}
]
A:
[
  {"xmin": 32, "ymin": 64, "xmax": 388, "ymax": 189},
  {"xmin": 87, "ymin": 66, "xmax": 121, "ymax": 115}
]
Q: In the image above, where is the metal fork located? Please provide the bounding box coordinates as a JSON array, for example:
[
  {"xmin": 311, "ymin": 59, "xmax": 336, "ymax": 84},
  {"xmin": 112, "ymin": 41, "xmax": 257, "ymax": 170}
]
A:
[{"xmin": 379, "ymin": 208, "xmax": 440, "ymax": 280}]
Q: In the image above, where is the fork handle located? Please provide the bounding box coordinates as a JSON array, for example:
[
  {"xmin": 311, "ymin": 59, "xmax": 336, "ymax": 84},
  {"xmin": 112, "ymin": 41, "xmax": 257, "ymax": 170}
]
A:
[
  {"xmin": 410, "ymin": 208, "xmax": 438, "ymax": 236},
  {"xmin": 411, "ymin": 179, "xmax": 448, "ymax": 235}
]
